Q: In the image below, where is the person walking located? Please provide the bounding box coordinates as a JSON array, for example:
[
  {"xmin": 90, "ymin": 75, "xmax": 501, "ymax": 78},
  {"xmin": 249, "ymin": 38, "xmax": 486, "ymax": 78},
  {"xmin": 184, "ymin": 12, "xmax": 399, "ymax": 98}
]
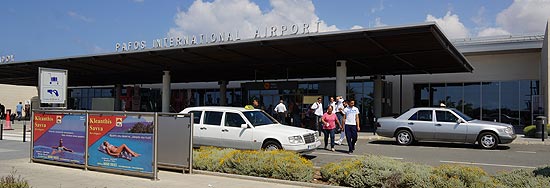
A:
[
  {"xmin": 335, "ymin": 96, "xmax": 346, "ymax": 145},
  {"xmin": 16, "ymin": 102, "xmax": 23, "ymax": 121},
  {"xmin": 342, "ymin": 99, "xmax": 360, "ymax": 154},
  {"xmin": 321, "ymin": 106, "xmax": 340, "ymax": 152},
  {"xmin": 274, "ymin": 100, "xmax": 287, "ymax": 124},
  {"xmin": 310, "ymin": 97, "xmax": 323, "ymax": 136}
]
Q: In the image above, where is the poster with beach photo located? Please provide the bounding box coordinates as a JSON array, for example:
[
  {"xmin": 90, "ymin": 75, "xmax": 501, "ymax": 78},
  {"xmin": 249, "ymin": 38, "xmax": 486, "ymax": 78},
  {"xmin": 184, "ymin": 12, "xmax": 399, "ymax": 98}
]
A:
[
  {"xmin": 32, "ymin": 114, "xmax": 86, "ymax": 165},
  {"xmin": 87, "ymin": 115, "xmax": 154, "ymax": 173}
]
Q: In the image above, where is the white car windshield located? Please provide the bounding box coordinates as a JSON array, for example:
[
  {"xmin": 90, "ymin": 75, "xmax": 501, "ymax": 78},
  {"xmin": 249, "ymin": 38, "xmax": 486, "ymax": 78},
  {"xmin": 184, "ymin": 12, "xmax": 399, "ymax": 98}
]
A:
[
  {"xmin": 243, "ymin": 111, "xmax": 277, "ymax": 126},
  {"xmin": 451, "ymin": 108, "xmax": 474, "ymax": 121}
]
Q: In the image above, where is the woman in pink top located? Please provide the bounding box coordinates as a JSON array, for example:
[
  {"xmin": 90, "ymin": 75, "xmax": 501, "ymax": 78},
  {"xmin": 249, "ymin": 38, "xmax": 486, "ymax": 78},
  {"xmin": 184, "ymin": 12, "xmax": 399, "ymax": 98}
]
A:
[{"xmin": 322, "ymin": 106, "xmax": 341, "ymax": 152}]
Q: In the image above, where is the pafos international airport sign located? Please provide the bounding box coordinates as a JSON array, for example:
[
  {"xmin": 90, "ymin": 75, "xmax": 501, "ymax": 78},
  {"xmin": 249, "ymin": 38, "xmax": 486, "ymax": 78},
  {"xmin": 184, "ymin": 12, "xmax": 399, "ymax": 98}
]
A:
[
  {"xmin": 1, "ymin": 54, "xmax": 14, "ymax": 63},
  {"xmin": 115, "ymin": 22, "xmax": 322, "ymax": 52}
]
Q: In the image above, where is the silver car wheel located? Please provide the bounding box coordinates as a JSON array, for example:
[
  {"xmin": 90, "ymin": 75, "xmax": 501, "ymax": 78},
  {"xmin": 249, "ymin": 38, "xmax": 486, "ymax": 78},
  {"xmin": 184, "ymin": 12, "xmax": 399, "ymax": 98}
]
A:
[
  {"xmin": 480, "ymin": 135, "xmax": 496, "ymax": 148},
  {"xmin": 397, "ymin": 131, "xmax": 411, "ymax": 145}
]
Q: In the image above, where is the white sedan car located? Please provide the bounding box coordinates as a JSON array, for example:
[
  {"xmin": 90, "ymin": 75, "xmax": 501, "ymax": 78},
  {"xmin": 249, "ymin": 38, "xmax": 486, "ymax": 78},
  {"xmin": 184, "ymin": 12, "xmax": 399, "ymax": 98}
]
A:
[{"xmin": 180, "ymin": 106, "xmax": 321, "ymax": 153}]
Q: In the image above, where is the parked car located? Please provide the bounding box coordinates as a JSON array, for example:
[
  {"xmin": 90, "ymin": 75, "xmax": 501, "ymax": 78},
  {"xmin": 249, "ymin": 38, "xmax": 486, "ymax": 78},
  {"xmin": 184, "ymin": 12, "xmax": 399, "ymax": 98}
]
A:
[
  {"xmin": 376, "ymin": 107, "xmax": 516, "ymax": 149},
  {"xmin": 180, "ymin": 106, "xmax": 321, "ymax": 153}
]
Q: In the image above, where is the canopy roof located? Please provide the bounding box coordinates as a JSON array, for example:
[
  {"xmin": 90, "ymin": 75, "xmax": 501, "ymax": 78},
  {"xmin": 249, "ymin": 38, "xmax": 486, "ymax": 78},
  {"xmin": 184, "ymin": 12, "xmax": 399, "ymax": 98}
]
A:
[{"xmin": 0, "ymin": 22, "xmax": 472, "ymax": 86}]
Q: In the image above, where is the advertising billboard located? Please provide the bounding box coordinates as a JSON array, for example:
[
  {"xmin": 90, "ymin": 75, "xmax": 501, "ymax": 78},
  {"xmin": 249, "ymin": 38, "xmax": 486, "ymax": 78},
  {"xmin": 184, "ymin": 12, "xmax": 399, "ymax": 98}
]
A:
[
  {"xmin": 87, "ymin": 115, "xmax": 154, "ymax": 173},
  {"xmin": 32, "ymin": 113, "xmax": 86, "ymax": 165}
]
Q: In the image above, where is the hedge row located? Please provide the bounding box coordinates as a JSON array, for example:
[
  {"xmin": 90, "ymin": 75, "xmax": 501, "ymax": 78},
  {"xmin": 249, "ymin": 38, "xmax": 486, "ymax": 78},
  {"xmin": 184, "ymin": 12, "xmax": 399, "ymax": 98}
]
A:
[
  {"xmin": 193, "ymin": 147, "xmax": 314, "ymax": 182},
  {"xmin": 321, "ymin": 155, "xmax": 550, "ymax": 188},
  {"xmin": 524, "ymin": 124, "xmax": 550, "ymax": 137}
]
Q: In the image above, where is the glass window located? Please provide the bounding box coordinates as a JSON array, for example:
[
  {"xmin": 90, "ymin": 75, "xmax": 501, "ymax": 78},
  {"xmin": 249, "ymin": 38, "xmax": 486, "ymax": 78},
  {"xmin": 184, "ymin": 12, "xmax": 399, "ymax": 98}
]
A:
[
  {"xmin": 102, "ymin": 89, "xmax": 113, "ymax": 97},
  {"xmin": 431, "ymin": 83, "xmax": 446, "ymax": 107},
  {"xmin": 414, "ymin": 84, "xmax": 430, "ymax": 107},
  {"xmin": 463, "ymin": 82, "xmax": 481, "ymax": 119},
  {"xmin": 500, "ymin": 81, "xmax": 520, "ymax": 126},
  {"xmin": 446, "ymin": 83, "xmax": 463, "ymax": 110},
  {"xmin": 225, "ymin": 112, "xmax": 246, "ymax": 127},
  {"xmin": 203, "ymin": 111, "xmax": 223, "ymax": 126},
  {"xmin": 243, "ymin": 111, "xmax": 276, "ymax": 126},
  {"xmin": 436, "ymin": 110, "xmax": 459, "ymax": 122},
  {"xmin": 409, "ymin": 110, "xmax": 432, "ymax": 121},
  {"xmin": 481, "ymin": 82, "xmax": 500, "ymax": 121},
  {"xmin": 189, "ymin": 111, "xmax": 202, "ymax": 124}
]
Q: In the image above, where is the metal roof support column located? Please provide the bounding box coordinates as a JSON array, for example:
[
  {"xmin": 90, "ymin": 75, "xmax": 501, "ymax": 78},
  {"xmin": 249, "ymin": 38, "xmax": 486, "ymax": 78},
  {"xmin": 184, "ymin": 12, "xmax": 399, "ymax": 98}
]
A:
[
  {"xmin": 374, "ymin": 75, "xmax": 383, "ymax": 118},
  {"xmin": 336, "ymin": 60, "xmax": 347, "ymax": 99},
  {"xmin": 219, "ymin": 80, "xmax": 228, "ymax": 106},
  {"xmin": 162, "ymin": 71, "xmax": 171, "ymax": 112},
  {"xmin": 542, "ymin": 19, "xmax": 550, "ymax": 121}
]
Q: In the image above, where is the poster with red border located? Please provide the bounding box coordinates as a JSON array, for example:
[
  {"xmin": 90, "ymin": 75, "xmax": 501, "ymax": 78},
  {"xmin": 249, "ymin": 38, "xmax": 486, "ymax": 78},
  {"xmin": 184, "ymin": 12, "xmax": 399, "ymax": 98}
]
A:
[
  {"xmin": 87, "ymin": 115, "xmax": 154, "ymax": 173},
  {"xmin": 32, "ymin": 113, "xmax": 86, "ymax": 164}
]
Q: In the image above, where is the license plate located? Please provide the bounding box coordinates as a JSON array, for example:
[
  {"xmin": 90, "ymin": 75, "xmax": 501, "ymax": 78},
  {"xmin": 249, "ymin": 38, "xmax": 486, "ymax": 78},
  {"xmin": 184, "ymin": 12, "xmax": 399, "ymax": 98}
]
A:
[{"xmin": 307, "ymin": 144, "xmax": 317, "ymax": 149}]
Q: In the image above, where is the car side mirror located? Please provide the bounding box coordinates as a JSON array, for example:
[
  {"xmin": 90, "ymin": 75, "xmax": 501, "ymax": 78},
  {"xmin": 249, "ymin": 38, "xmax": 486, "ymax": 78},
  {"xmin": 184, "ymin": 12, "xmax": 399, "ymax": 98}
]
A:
[
  {"xmin": 456, "ymin": 119, "xmax": 463, "ymax": 124},
  {"xmin": 241, "ymin": 124, "xmax": 248, "ymax": 129}
]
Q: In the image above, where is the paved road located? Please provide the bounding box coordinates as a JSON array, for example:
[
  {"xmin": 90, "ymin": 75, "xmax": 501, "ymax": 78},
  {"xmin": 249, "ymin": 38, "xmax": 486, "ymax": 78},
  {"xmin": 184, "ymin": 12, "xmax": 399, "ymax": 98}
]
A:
[{"xmin": 307, "ymin": 139, "xmax": 550, "ymax": 174}]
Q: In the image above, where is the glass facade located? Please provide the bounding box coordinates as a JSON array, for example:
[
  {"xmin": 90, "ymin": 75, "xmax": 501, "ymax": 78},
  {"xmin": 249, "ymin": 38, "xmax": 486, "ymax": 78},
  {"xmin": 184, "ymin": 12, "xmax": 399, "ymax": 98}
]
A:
[
  {"xmin": 69, "ymin": 88, "xmax": 114, "ymax": 110},
  {"xmin": 413, "ymin": 80, "xmax": 540, "ymax": 133}
]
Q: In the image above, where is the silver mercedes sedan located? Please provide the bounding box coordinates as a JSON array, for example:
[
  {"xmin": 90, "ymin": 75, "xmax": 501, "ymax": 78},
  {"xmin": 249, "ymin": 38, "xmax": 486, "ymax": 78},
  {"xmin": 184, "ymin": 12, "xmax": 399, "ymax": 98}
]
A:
[{"xmin": 376, "ymin": 107, "xmax": 516, "ymax": 149}]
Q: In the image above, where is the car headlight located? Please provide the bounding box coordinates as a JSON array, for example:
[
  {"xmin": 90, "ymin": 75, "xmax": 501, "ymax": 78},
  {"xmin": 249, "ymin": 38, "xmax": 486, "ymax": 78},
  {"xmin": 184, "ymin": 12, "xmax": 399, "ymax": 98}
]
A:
[
  {"xmin": 501, "ymin": 127, "xmax": 514, "ymax": 135},
  {"xmin": 505, "ymin": 127, "xmax": 514, "ymax": 134},
  {"xmin": 314, "ymin": 134, "xmax": 319, "ymax": 141},
  {"xmin": 288, "ymin": 136, "xmax": 304, "ymax": 144}
]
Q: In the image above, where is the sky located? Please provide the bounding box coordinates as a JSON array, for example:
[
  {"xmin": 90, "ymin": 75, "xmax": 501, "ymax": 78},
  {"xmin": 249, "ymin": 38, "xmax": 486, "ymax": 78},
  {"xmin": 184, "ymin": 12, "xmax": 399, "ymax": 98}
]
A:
[{"xmin": 1, "ymin": 0, "xmax": 550, "ymax": 62}]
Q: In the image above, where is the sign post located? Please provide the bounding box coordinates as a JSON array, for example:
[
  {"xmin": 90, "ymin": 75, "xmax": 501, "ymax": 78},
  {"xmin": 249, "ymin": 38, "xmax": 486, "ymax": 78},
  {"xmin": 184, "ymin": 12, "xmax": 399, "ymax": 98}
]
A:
[{"xmin": 38, "ymin": 67, "xmax": 68, "ymax": 106}]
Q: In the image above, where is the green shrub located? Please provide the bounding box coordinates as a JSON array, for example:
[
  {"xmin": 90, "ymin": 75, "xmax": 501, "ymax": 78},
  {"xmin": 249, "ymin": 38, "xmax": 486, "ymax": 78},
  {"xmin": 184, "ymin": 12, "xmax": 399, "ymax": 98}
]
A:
[
  {"xmin": 494, "ymin": 168, "xmax": 550, "ymax": 188},
  {"xmin": 524, "ymin": 125, "xmax": 536, "ymax": 137},
  {"xmin": 320, "ymin": 155, "xmax": 432, "ymax": 188},
  {"xmin": 524, "ymin": 124, "xmax": 550, "ymax": 137},
  {"xmin": 430, "ymin": 165, "xmax": 496, "ymax": 188},
  {"xmin": 0, "ymin": 168, "xmax": 31, "ymax": 188},
  {"xmin": 534, "ymin": 165, "xmax": 550, "ymax": 178},
  {"xmin": 193, "ymin": 147, "xmax": 314, "ymax": 182}
]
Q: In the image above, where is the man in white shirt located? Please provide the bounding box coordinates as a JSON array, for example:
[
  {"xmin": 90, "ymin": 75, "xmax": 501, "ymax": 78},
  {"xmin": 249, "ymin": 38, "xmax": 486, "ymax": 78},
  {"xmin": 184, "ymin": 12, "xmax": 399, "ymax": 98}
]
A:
[
  {"xmin": 274, "ymin": 100, "xmax": 287, "ymax": 124},
  {"xmin": 342, "ymin": 99, "xmax": 360, "ymax": 154},
  {"xmin": 310, "ymin": 97, "xmax": 323, "ymax": 136}
]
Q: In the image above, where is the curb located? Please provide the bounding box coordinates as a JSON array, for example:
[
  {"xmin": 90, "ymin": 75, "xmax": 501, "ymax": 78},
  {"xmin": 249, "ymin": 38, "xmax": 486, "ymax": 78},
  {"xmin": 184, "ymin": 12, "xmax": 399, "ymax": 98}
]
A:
[{"xmin": 193, "ymin": 170, "xmax": 344, "ymax": 188}]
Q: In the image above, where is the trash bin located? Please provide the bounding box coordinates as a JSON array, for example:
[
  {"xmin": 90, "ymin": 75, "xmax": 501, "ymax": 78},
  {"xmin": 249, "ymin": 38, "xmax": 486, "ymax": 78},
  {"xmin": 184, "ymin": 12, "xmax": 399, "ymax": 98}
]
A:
[{"xmin": 535, "ymin": 116, "xmax": 548, "ymax": 139}]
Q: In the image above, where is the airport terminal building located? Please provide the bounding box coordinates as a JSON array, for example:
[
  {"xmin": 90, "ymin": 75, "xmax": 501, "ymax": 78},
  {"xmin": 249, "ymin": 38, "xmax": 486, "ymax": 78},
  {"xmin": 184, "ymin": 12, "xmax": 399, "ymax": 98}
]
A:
[{"xmin": 1, "ymin": 22, "xmax": 549, "ymax": 133}]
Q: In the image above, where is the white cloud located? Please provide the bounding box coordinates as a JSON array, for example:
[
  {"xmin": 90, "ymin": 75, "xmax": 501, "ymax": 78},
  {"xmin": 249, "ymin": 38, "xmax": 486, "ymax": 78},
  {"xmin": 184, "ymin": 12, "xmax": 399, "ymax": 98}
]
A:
[
  {"xmin": 471, "ymin": 6, "xmax": 486, "ymax": 26},
  {"xmin": 495, "ymin": 0, "xmax": 550, "ymax": 34},
  {"xmin": 67, "ymin": 11, "xmax": 94, "ymax": 23},
  {"xmin": 374, "ymin": 17, "xmax": 387, "ymax": 27},
  {"xmin": 351, "ymin": 25, "xmax": 363, "ymax": 29},
  {"xmin": 370, "ymin": 0, "xmax": 385, "ymax": 14},
  {"xmin": 426, "ymin": 11, "xmax": 469, "ymax": 38},
  {"xmin": 167, "ymin": 0, "xmax": 338, "ymax": 39},
  {"xmin": 477, "ymin": 27, "xmax": 511, "ymax": 37}
]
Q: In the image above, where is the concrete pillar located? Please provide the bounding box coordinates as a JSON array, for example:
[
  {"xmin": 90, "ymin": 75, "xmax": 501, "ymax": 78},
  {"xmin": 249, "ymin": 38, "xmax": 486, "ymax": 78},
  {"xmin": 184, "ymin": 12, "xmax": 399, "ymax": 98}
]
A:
[
  {"xmin": 162, "ymin": 71, "xmax": 171, "ymax": 112},
  {"xmin": 219, "ymin": 80, "xmax": 227, "ymax": 106},
  {"xmin": 336, "ymin": 60, "xmax": 347, "ymax": 98},
  {"xmin": 374, "ymin": 75, "xmax": 383, "ymax": 118},
  {"xmin": 114, "ymin": 84, "xmax": 122, "ymax": 111},
  {"xmin": 542, "ymin": 19, "xmax": 550, "ymax": 121}
]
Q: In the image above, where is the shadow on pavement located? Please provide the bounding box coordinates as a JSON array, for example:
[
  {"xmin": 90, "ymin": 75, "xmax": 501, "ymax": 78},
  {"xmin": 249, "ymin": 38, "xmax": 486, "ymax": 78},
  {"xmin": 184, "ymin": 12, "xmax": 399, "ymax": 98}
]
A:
[{"xmin": 368, "ymin": 140, "xmax": 510, "ymax": 150}]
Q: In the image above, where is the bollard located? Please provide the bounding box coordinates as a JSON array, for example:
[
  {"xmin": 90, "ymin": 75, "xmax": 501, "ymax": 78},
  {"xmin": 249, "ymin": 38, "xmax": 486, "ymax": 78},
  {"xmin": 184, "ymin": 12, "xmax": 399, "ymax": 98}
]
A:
[
  {"xmin": 535, "ymin": 116, "xmax": 547, "ymax": 140},
  {"xmin": 23, "ymin": 123, "xmax": 26, "ymax": 142}
]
